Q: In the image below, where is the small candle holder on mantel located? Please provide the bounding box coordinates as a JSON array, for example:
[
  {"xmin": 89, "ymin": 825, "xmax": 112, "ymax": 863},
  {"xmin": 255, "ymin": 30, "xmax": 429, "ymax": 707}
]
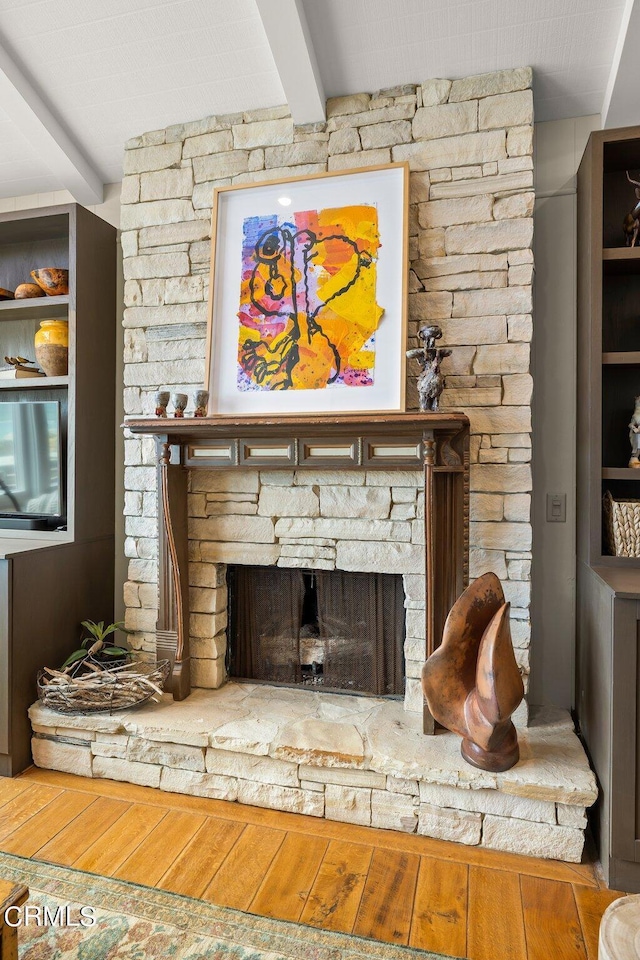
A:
[
  {"xmin": 171, "ymin": 393, "xmax": 188, "ymax": 418},
  {"xmin": 154, "ymin": 391, "xmax": 170, "ymax": 418},
  {"xmin": 193, "ymin": 390, "xmax": 209, "ymax": 418}
]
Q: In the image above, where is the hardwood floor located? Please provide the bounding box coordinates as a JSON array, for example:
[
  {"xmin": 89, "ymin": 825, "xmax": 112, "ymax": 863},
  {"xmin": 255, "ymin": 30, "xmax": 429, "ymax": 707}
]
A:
[{"xmin": 0, "ymin": 768, "xmax": 625, "ymax": 959}]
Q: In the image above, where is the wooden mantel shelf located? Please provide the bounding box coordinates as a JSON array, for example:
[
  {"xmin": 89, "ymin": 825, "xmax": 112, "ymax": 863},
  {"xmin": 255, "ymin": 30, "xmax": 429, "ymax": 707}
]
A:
[
  {"xmin": 125, "ymin": 411, "xmax": 468, "ymax": 435},
  {"xmin": 126, "ymin": 411, "xmax": 470, "ymax": 728},
  {"xmin": 125, "ymin": 411, "xmax": 469, "ymax": 471}
]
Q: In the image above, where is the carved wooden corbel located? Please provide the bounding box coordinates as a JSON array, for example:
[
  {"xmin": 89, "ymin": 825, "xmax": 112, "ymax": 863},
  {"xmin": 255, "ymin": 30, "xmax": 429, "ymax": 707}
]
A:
[
  {"xmin": 422, "ymin": 421, "xmax": 469, "ymax": 735},
  {"xmin": 156, "ymin": 439, "xmax": 191, "ymax": 700}
]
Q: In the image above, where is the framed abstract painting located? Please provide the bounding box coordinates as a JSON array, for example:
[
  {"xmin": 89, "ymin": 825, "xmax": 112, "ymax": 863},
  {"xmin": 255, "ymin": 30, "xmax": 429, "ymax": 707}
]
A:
[{"xmin": 205, "ymin": 162, "xmax": 408, "ymax": 415}]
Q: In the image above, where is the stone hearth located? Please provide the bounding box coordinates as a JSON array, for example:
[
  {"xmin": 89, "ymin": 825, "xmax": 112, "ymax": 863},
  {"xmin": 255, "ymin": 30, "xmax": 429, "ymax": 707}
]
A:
[{"xmin": 30, "ymin": 686, "xmax": 596, "ymax": 863}]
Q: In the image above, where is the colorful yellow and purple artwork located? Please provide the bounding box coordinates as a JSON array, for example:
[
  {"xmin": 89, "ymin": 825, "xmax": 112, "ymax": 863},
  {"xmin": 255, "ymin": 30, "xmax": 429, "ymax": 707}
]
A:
[{"xmin": 237, "ymin": 205, "xmax": 383, "ymax": 392}]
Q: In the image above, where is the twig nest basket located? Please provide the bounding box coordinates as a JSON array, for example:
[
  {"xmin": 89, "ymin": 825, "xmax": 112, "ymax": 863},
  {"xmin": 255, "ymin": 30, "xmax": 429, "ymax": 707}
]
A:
[{"xmin": 37, "ymin": 658, "xmax": 170, "ymax": 714}]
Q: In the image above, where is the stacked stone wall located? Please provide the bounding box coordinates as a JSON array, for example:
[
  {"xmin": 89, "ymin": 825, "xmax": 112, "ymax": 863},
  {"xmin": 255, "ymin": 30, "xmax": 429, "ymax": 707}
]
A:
[
  {"xmin": 184, "ymin": 468, "xmax": 427, "ymax": 703},
  {"xmin": 121, "ymin": 67, "xmax": 534, "ymax": 700}
]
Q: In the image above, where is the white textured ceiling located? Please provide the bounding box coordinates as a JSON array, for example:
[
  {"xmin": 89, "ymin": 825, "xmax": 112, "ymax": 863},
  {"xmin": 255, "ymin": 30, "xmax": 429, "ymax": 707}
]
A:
[
  {"xmin": 0, "ymin": 0, "xmax": 284, "ymax": 197},
  {"xmin": 0, "ymin": 102, "xmax": 61, "ymax": 197},
  {"xmin": 303, "ymin": 0, "xmax": 628, "ymax": 122},
  {"xmin": 0, "ymin": 0, "xmax": 632, "ymax": 200}
]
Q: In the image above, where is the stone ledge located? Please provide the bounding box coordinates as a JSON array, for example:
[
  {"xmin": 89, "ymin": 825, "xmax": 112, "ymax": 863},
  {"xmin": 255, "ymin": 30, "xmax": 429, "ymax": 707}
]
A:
[{"xmin": 29, "ymin": 685, "xmax": 596, "ymax": 862}]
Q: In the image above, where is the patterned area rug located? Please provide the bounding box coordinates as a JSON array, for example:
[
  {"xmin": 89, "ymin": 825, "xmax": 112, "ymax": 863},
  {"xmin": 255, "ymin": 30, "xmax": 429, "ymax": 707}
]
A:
[{"xmin": 0, "ymin": 851, "xmax": 458, "ymax": 960}]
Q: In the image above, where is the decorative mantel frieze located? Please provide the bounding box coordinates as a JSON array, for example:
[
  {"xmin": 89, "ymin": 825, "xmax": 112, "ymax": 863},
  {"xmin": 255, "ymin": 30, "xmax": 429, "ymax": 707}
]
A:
[{"xmin": 125, "ymin": 412, "xmax": 470, "ymax": 721}]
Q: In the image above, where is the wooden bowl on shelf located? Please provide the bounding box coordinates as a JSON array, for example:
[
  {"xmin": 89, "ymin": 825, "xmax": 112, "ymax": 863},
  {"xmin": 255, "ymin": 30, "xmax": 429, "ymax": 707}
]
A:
[
  {"xmin": 0, "ymin": 288, "xmax": 14, "ymax": 300},
  {"xmin": 15, "ymin": 283, "xmax": 45, "ymax": 299},
  {"xmin": 31, "ymin": 268, "xmax": 69, "ymax": 297}
]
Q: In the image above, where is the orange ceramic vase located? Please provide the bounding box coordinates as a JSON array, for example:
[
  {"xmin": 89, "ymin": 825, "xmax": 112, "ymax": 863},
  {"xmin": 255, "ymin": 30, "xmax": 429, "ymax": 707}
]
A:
[{"xmin": 34, "ymin": 319, "xmax": 69, "ymax": 377}]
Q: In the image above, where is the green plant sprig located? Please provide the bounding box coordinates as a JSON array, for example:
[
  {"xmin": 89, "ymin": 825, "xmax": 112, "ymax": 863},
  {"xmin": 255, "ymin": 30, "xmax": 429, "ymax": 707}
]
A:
[{"xmin": 61, "ymin": 620, "xmax": 130, "ymax": 670}]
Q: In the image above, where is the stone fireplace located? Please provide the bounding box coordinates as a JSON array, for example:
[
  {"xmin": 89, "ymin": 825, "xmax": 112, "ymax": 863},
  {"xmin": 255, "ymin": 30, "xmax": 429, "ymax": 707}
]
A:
[
  {"xmin": 30, "ymin": 67, "xmax": 600, "ymax": 863},
  {"xmin": 116, "ymin": 65, "xmax": 536, "ymax": 694},
  {"xmin": 132, "ymin": 412, "xmax": 468, "ymax": 715},
  {"xmin": 30, "ymin": 409, "xmax": 596, "ymax": 863}
]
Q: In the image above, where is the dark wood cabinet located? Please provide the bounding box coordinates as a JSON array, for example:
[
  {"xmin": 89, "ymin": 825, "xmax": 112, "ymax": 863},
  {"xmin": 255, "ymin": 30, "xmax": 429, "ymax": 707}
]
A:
[
  {"xmin": 0, "ymin": 204, "xmax": 116, "ymax": 776},
  {"xmin": 577, "ymin": 126, "xmax": 640, "ymax": 889},
  {"xmin": 577, "ymin": 565, "xmax": 640, "ymax": 889}
]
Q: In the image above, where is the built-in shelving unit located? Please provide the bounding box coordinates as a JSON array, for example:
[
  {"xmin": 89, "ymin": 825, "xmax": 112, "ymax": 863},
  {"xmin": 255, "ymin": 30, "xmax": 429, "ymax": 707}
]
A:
[
  {"xmin": 577, "ymin": 125, "xmax": 640, "ymax": 891},
  {"xmin": 577, "ymin": 131, "xmax": 640, "ymax": 567},
  {"xmin": 0, "ymin": 204, "xmax": 116, "ymax": 777}
]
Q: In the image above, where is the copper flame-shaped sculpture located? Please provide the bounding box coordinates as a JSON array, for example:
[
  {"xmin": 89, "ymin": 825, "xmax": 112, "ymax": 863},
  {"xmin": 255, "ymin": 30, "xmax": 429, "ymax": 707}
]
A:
[{"xmin": 421, "ymin": 572, "xmax": 524, "ymax": 772}]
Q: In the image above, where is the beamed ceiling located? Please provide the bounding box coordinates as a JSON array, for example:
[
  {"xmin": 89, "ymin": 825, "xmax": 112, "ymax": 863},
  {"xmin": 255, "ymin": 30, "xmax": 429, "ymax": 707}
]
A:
[{"xmin": 0, "ymin": 0, "xmax": 635, "ymax": 202}]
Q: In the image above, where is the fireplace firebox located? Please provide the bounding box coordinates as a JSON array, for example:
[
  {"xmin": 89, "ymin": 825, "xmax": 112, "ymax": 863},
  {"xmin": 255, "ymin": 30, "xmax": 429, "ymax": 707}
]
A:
[{"xmin": 227, "ymin": 565, "xmax": 405, "ymax": 696}]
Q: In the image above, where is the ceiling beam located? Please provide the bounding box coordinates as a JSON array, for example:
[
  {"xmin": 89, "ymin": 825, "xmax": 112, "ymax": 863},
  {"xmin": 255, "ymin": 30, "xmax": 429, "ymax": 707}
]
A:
[
  {"xmin": 0, "ymin": 40, "xmax": 103, "ymax": 205},
  {"xmin": 602, "ymin": 0, "xmax": 639, "ymax": 129},
  {"xmin": 255, "ymin": 0, "xmax": 326, "ymax": 125}
]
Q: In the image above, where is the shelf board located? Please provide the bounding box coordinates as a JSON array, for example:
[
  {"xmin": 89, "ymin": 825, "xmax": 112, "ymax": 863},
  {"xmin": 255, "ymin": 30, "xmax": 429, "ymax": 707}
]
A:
[
  {"xmin": 603, "ymin": 247, "xmax": 640, "ymax": 273},
  {"xmin": 0, "ymin": 375, "xmax": 68, "ymax": 391},
  {"xmin": 603, "ymin": 467, "xmax": 640, "ymax": 480},
  {"xmin": 597, "ymin": 555, "xmax": 640, "ymax": 566},
  {"xmin": 603, "ymin": 351, "xmax": 640, "ymax": 364},
  {"xmin": 603, "ymin": 246, "xmax": 640, "ymax": 260},
  {"xmin": 0, "ymin": 295, "xmax": 69, "ymax": 321},
  {"xmin": 592, "ymin": 563, "xmax": 640, "ymax": 594}
]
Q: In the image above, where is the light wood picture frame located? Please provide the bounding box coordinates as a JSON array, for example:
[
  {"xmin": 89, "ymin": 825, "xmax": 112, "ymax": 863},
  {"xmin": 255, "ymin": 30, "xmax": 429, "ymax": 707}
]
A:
[{"xmin": 205, "ymin": 162, "xmax": 409, "ymax": 416}]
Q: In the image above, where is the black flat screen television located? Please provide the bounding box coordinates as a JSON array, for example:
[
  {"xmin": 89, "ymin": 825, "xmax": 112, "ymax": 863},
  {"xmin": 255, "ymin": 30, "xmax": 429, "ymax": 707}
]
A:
[{"xmin": 0, "ymin": 400, "xmax": 64, "ymax": 530}]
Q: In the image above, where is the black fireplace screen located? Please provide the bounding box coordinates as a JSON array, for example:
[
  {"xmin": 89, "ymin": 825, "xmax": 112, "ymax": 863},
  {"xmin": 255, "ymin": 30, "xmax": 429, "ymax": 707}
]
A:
[{"xmin": 227, "ymin": 566, "xmax": 405, "ymax": 696}]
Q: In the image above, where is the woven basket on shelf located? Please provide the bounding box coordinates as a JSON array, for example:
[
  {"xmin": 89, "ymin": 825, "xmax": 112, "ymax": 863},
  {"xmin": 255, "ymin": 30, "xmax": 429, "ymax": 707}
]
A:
[
  {"xmin": 37, "ymin": 658, "xmax": 170, "ymax": 715},
  {"xmin": 603, "ymin": 490, "xmax": 640, "ymax": 557}
]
